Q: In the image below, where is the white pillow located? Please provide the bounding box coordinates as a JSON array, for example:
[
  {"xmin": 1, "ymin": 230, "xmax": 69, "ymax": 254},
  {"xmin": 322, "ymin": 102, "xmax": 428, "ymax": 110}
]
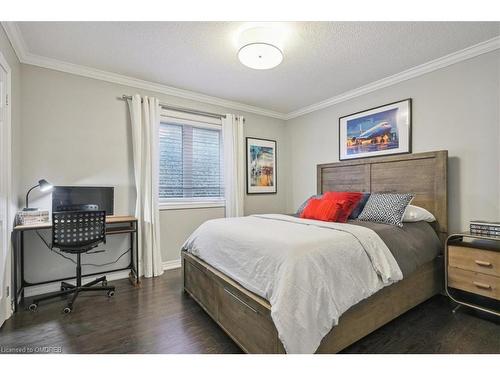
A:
[{"xmin": 403, "ymin": 205, "xmax": 436, "ymax": 222}]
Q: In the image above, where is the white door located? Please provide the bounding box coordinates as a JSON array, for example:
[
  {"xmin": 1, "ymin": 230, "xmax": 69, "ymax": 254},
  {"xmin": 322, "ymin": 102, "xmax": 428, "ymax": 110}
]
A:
[{"xmin": 0, "ymin": 55, "xmax": 11, "ymax": 326}]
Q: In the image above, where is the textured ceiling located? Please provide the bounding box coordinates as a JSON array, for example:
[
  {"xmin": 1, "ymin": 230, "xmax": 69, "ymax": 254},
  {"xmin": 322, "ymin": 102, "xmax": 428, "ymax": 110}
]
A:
[{"xmin": 17, "ymin": 21, "xmax": 500, "ymax": 113}]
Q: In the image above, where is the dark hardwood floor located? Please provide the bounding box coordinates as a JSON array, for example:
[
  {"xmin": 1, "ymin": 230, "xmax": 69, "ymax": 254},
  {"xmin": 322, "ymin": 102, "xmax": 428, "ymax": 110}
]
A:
[{"xmin": 1, "ymin": 268, "xmax": 498, "ymax": 354}]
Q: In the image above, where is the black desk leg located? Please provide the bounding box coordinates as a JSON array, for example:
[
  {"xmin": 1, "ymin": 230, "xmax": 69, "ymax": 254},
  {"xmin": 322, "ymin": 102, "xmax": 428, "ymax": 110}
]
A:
[
  {"xmin": 20, "ymin": 231, "xmax": 25, "ymax": 305},
  {"xmin": 129, "ymin": 222, "xmax": 140, "ymax": 285},
  {"xmin": 135, "ymin": 223, "xmax": 139, "ymax": 284},
  {"xmin": 129, "ymin": 228, "xmax": 134, "ymax": 279},
  {"xmin": 12, "ymin": 231, "xmax": 19, "ymax": 313}
]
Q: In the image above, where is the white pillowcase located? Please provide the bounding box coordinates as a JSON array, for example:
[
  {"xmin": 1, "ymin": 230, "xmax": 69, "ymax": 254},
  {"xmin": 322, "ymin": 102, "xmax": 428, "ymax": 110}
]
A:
[{"xmin": 403, "ymin": 205, "xmax": 436, "ymax": 222}]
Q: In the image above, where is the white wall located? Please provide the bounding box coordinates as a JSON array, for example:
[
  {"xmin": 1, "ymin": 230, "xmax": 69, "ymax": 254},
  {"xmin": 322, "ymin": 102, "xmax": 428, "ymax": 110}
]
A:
[
  {"xmin": 159, "ymin": 207, "xmax": 225, "ymax": 266},
  {"xmin": 285, "ymin": 50, "xmax": 500, "ymax": 232},
  {"xmin": 19, "ymin": 64, "xmax": 287, "ymax": 286}
]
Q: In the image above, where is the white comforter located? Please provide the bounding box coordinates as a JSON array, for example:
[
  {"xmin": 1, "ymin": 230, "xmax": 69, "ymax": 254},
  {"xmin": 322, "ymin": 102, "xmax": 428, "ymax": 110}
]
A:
[{"xmin": 183, "ymin": 214, "xmax": 403, "ymax": 353}]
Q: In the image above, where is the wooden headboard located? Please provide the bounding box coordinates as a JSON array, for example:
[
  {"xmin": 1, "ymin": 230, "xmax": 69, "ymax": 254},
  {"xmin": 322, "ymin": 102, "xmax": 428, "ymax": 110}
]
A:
[{"xmin": 317, "ymin": 150, "xmax": 448, "ymax": 239}]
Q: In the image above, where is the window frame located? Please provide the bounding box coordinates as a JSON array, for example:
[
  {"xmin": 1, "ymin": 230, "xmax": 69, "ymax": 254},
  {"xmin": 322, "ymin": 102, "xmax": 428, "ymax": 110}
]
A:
[{"xmin": 158, "ymin": 109, "xmax": 225, "ymax": 210}]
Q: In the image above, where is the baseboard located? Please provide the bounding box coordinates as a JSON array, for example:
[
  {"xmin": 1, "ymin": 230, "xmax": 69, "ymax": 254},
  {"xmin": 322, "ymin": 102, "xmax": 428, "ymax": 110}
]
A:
[
  {"xmin": 163, "ymin": 259, "xmax": 181, "ymax": 271},
  {"xmin": 24, "ymin": 270, "xmax": 131, "ymax": 298},
  {"xmin": 23, "ymin": 259, "xmax": 182, "ymax": 298}
]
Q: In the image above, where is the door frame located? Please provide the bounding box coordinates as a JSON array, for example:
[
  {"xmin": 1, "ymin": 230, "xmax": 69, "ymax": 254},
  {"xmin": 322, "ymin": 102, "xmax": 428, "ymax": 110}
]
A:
[{"xmin": 0, "ymin": 50, "xmax": 13, "ymax": 324}]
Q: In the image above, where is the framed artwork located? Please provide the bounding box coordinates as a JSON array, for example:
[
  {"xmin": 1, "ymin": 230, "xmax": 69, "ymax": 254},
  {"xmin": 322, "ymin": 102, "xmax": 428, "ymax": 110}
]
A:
[
  {"xmin": 339, "ymin": 98, "xmax": 412, "ymax": 161},
  {"xmin": 246, "ymin": 137, "xmax": 277, "ymax": 194}
]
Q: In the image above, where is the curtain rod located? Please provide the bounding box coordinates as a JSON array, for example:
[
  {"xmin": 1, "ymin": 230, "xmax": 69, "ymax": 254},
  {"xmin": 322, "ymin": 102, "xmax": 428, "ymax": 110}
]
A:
[{"xmin": 120, "ymin": 95, "xmax": 228, "ymax": 120}]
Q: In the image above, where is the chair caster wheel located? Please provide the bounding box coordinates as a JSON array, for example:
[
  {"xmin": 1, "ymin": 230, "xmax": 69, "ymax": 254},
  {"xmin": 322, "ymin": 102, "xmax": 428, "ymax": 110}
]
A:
[
  {"xmin": 63, "ymin": 306, "xmax": 72, "ymax": 314},
  {"xmin": 107, "ymin": 290, "xmax": 115, "ymax": 297},
  {"xmin": 102, "ymin": 280, "xmax": 108, "ymax": 286},
  {"xmin": 29, "ymin": 303, "xmax": 38, "ymax": 312}
]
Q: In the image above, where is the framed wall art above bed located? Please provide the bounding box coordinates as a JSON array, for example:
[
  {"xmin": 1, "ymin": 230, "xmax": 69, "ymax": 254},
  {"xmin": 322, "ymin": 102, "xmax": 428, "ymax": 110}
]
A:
[
  {"xmin": 246, "ymin": 137, "xmax": 277, "ymax": 194},
  {"xmin": 339, "ymin": 98, "xmax": 412, "ymax": 161}
]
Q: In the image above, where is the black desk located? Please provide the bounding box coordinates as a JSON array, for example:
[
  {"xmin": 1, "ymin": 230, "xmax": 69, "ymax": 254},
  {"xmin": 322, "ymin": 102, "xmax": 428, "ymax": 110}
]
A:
[{"xmin": 12, "ymin": 215, "xmax": 139, "ymax": 312}]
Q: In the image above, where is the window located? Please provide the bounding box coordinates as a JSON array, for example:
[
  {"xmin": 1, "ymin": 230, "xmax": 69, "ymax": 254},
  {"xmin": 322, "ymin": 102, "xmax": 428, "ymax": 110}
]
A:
[{"xmin": 159, "ymin": 113, "xmax": 224, "ymax": 209}]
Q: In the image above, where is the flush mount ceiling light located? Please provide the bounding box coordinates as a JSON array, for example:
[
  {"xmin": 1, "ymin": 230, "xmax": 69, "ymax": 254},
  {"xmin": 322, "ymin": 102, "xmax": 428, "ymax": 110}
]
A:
[{"xmin": 237, "ymin": 25, "xmax": 285, "ymax": 70}]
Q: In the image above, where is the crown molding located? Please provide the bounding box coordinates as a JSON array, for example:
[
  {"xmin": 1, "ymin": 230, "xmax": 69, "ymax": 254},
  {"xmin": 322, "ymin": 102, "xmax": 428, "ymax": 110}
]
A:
[
  {"xmin": 285, "ymin": 36, "xmax": 500, "ymax": 120},
  {"xmin": 1, "ymin": 22, "xmax": 287, "ymax": 120},
  {"xmin": 1, "ymin": 22, "xmax": 29, "ymax": 62},
  {"xmin": 24, "ymin": 53, "xmax": 289, "ymax": 119},
  {"xmin": 3, "ymin": 22, "xmax": 499, "ymax": 121}
]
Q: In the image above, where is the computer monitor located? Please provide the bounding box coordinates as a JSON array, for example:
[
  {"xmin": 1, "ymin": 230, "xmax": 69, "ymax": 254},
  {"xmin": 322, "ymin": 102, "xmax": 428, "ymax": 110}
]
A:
[{"xmin": 52, "ymin": 186, "xmax": 114, "ymax": 215}]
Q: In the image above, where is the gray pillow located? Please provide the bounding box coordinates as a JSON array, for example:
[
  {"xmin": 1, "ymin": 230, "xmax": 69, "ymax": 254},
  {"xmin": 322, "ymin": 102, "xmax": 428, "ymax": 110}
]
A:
[
  {"xmin": 357, "ymin": 193, "xmax": 414, "ymax": 227},
  {"xmin": 296, "ymin": 194, "xmax": 322, "ymax": 216}
]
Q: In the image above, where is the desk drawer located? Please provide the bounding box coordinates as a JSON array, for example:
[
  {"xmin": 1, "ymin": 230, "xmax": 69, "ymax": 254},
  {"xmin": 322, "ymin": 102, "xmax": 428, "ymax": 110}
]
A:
[
  {"xmin": 448, "ymin": 267, "xmax": 500, "ymax": 300},
  {"xmin": 448, "ymin": 245, "xmax": 500, "ymax": 277}
]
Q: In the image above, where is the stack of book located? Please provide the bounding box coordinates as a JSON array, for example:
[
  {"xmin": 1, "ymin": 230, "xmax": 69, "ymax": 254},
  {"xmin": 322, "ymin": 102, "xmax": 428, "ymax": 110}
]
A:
[
  {"xmin": 470, "ymin": 220, "xmax": 500, "ymax": 237},
  {"xmin": 16, "ymin": 210, "xmax": 50, "ymax": 226}
]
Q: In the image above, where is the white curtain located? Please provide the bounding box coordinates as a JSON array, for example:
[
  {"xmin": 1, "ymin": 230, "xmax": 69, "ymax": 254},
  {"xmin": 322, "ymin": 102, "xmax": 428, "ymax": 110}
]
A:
[
  {"xmin": 222, "ymin": 114, "xmax": 245, "ymax": 217},
  {"xmin": 128, "ymin": 95, "xmax": 164, "ymax": 278}
]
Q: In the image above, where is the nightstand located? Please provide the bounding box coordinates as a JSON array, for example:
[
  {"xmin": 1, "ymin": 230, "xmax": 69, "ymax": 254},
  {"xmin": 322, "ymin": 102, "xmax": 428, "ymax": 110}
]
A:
[{"xmin": 445, "ymin": 232, "xmax": 500, "ymax": 316}]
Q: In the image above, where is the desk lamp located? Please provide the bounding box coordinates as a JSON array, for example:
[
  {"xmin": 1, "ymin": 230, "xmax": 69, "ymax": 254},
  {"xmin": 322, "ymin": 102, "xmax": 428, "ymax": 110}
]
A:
[{"xmin": 24, "ymin": 179, "xmax": 53, "ymax": 211}]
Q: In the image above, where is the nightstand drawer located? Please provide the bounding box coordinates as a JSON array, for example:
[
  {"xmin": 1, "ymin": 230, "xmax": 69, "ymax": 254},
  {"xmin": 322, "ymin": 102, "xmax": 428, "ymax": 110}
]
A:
[
  {"xmin": 448, "ymin": 267, "xmax": 500, "ymax": 300},
  {"xmin": 448, "ymin": 245, "xmax": 500, "ymax": 277}
]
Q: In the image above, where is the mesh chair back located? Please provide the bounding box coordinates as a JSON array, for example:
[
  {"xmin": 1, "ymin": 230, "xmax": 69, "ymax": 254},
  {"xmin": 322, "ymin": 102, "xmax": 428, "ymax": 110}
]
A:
[
  {"xmin": 52, "ymin": 210, "xmax": 106, "ymax": 253},
  {"xmin": 56, "ymin": 204, "xmax": 99, "ymax": 212}
]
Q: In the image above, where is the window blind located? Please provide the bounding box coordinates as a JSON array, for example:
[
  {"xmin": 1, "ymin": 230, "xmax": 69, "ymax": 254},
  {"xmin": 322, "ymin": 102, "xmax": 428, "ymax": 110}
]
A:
[{"xmin": 159, "ymin": 122, "xmax": 223, "ymax": 200}]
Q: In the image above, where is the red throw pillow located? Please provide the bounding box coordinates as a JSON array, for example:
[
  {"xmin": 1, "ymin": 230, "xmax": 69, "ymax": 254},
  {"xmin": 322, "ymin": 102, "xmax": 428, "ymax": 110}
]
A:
[
  {"xmin": 315, "ymin": 199, "xmax": 345, "ymax": 221},
  {"xmin": 300, "ymin": 198, "xmax": 344, "ymax": 222},
  {"xmin": 322, "ymin": 192, "xmax": 363, "ymax": 223},
  {"xmin": 300, "ymin": 198, "xmax": 322, "ymax": 219}
]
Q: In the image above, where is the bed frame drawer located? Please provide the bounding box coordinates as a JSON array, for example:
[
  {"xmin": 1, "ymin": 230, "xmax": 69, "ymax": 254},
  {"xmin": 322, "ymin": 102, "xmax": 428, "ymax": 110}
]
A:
[
  {"xmin": 448, "ymin": 245, "xmax": 500, "ymax": 277},
  {"xmin": 184, "ymin": 260, "xmax": 217, "ymax": 317},
  {"xmin": 448, "ymin": 267, "xmax": 500, "ymax": 300},
  {"xmin": 217, "ymin": 285, "xmax": 278, "ymax": 353},
  {"xmin": 183, "ymin": 252, "xmax": 282, "ymax": 353}
]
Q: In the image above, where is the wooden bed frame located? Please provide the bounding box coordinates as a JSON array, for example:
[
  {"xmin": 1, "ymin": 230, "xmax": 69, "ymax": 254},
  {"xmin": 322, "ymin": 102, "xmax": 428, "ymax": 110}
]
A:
[{"xmin": 182, "ymin": 150, "xmax": 448, "ymax": 353}]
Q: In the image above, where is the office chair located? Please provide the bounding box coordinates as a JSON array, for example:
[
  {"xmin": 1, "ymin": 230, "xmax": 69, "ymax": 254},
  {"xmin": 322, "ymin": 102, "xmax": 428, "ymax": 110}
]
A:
[{"xmin": 29, "ymin": 210, "xmax": 116, "ymax": 314}]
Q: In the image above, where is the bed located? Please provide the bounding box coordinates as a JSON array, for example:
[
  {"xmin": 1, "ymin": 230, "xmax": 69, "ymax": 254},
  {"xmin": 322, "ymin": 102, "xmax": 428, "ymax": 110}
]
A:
[{"xmin": 181, "ymin": 150, "xmax": 448, "ymax": 353}]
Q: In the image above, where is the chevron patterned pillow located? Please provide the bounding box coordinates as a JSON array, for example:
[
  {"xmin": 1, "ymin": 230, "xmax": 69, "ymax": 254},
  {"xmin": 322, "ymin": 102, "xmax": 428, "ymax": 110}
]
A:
[{"xmin": 357, "ymin": 193, "xmax": 414, "ymax": 227}]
